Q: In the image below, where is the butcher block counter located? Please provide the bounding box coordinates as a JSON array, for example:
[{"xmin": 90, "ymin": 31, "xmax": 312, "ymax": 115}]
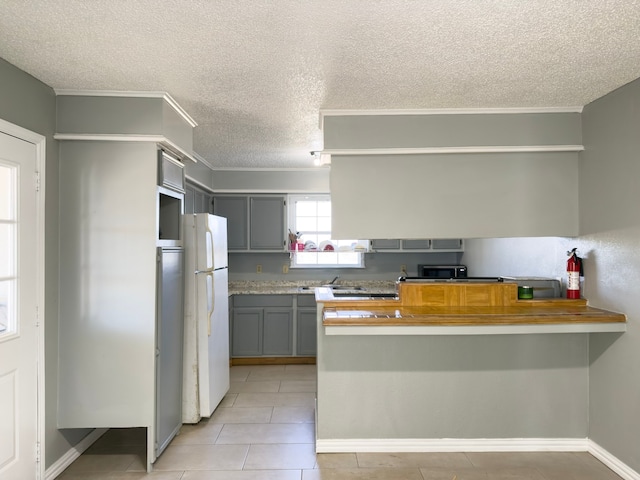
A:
[
  {"xmin": 316, "ymin": 280, "xmax": 626, "ymax": 335},
  {"xmin": 314, "ymin": 280, "xmax": 627, "ymax": 453}
]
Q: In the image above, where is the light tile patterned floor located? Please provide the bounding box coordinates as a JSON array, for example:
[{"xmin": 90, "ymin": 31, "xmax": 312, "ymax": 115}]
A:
[{"xmin": 57, "ymin": 364, "xmax": 623, "ymax": 480}]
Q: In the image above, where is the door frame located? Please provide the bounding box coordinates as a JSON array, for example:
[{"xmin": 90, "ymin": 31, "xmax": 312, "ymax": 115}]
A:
[{"xmin": 0, "ymin": 118, "xmax": 46, "ymax": 479}]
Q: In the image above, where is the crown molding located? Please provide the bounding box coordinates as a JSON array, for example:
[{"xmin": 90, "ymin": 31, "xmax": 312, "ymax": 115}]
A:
[
  {"xmin": 319, "ymin": 106, "xmax": 584, "ymax": 129},
  {"xmin": 53, "ymin": 89, "xmax": 197, "ymax": 127}
]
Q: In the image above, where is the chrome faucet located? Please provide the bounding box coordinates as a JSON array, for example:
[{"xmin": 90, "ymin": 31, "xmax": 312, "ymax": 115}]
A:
[{"xmin": 327, "ymin": 275, "xmax": 340, "ymax": 285}]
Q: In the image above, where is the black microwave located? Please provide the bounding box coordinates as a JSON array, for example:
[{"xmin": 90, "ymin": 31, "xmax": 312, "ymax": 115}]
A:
[{"xmin": 417, "ymin": 264, "xmax": 468, "ymax": 279}]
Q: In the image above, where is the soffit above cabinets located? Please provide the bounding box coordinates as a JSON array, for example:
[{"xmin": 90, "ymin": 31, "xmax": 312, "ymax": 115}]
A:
[{"xmin": 1, "ymin": 1, "xmax": 639, "ymax": 168}]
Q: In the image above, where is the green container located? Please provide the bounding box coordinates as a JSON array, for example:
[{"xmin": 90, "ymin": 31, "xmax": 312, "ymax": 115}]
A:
[{"xmin": 518, "ymin": 286, "xmax": 534, "ymax": 299}]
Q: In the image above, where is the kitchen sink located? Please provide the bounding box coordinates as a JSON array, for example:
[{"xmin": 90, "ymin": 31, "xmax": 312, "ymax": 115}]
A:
[
  {"xmin": 322, "ymin": 285, "xmax": 364, "ymax": 290},
  {"xmin": 298, "ymin": 285, "xmax": 364, "ymax": 291}
]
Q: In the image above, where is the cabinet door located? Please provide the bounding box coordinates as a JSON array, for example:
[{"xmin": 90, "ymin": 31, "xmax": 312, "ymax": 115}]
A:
[
  {"xmin": 155, "ymin": 248, "xmax": 184, "ymax": 456},
  {"xmin": 371, "ymin": 239, "xmax": 401, "ymax": 250},
  {"xmin": 296, "ymin": 309, "xmax": 317, "ymax": 356},
  {"xmin": 213, "ymin": 196, "xmax": 249, "ymax": 250},
  {"xmin": 232, "ymin": 308, "xmax": 263, "ymax": 356},
  {"xmin": 401, "ymin": 239, "xmax": 431, "ymax": 250},
  {"xmin": 263, "ymin": 308, "xmax": 293, "ymax": 355},
  {"xmin": 184, "ymin": 186, "xmax": 195, "ymax": 215},
  {"xmin": 249, "ymin": 196, "xmax": 286, "ymax": 250},
  {"xmin": 432, "ymin": 239, "xmax": 463, "ymax": 250}
]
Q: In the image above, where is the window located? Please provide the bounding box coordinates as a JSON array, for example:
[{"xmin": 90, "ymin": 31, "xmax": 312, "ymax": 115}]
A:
[
  {"xmin": 0, "ymin": 162, "xmax": 16, "ymax": 336},
  {"xmin": 288, "ymin": 195, "xmax": 368, "ymax": 268}
]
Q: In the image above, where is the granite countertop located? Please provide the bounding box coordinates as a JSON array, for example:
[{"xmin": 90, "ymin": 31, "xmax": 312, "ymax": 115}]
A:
[{"xmin": 228, "ymin": 280, "xmax": 397, "ymax": 296}]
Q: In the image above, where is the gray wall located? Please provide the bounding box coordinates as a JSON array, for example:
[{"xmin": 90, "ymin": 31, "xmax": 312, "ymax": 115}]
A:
[
  {"xmin": 463, "ymin": 79, "xmax": 640, "ymax": 471},
  {"xmin": 0, "ymin": 58, "xmax": 93, "ymax": 469},
  {"xmin": 211, "ymin": 168, "xmax": 330, "ymax": 193},
  {"xmin": 229, "ymin": 251, "xmax": 462, "ymax": 282},
  {"xmin": 324, "ymin": 111, "xmax": 582, "ymax": 240},
  {"xmin": 580, "ymin": 78, "xmax": 640, "ymax": 472}
]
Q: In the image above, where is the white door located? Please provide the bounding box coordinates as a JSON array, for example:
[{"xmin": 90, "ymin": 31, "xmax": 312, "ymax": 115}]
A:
[{"xmin": 0, "ymin": 130, "xmax": 41, "ymax": 479}]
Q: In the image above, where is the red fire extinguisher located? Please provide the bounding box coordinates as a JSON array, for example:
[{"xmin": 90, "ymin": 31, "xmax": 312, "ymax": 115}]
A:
[{"xmin": 566, "ymin": 248, "xmax": 582, "ymax": 299}]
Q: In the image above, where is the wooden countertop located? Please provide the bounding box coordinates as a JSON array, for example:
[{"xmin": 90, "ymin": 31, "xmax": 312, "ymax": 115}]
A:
[{"xmin": 317, "ymin": 282, "xmax": 626, "ymax": 335}]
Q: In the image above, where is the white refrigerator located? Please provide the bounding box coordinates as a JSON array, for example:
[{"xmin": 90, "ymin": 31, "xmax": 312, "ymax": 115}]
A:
[{"xmin": 182, "ymin": 213, "xmax": 230, "ymax": 423}]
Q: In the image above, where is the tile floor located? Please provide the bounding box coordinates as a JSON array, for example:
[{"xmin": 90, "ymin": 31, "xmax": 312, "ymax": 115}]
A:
[{"xmin": 57, "ymin": 364, "xmax": 623, "ymax": 480}]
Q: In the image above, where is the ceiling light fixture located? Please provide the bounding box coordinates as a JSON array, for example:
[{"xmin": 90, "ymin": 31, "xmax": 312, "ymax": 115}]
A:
[{"xmin": 310, "ymin": 151, "xmax": 331, "ymax": 166}]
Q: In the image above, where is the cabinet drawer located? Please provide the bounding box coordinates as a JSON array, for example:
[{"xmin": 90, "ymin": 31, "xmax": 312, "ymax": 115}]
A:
[
  {"xmin": 297, "ymin": 295, "xmax": 317, "ymax": 308},
  {"xmin": 234, "ymin": 294, "xmax": 294, "ymax": 308}
]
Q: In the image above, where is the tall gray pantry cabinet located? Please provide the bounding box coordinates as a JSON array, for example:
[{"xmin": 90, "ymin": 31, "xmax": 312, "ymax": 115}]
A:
[{"xmin": 55, "ymin": 92, "xmax": 196, "ymax": 471}]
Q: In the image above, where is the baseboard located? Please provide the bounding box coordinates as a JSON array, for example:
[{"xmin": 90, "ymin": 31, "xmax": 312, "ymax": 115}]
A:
[
  {"xmin": 231, "ymin": 357, "xmax": 316, "ymax": 365},
  {"xmin": 589, "ymin": 440, "xmax": 640, "ymax": 480},
  {"xmin": 44, "ymin": 428, "xmax": 108, "ymax": 480},
  {"xmin": 315, "ymin": 437, "xmax": 590, "ymax": 453}
]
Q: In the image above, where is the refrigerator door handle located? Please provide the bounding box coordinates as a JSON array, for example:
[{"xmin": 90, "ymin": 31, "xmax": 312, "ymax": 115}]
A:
[
  {"xmin": 195, "ymin": 269, "xmax": 214, "ymax": 275},
  {"xmin": 206, "ymin": 271, "xmax": 215, "ymax": 336}
]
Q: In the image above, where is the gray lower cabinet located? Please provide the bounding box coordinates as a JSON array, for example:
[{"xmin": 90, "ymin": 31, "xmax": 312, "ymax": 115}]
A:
[
  {"xmin": 231, "ymin": 294, "xmax": 317, "ymax": 357},
  {"xmin": 296, "ymin": 295, "xmax": 318, "ymax": 356},
  {"xmin": 232, "ymin": 295, "xmax": 294, "ymax": 357},
  {"xmin": 263, "ymin": 309, "xmax": 294, "ymax": 355},
  {"xmin": 232, "ymin": 308, "xmax": 263, "ymax": 356}
]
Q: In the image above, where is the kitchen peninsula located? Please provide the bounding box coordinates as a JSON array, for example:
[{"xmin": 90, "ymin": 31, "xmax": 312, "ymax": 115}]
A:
[{"xmin": 314, "ymin": 280, "xmax": 625, "ymax": 453}]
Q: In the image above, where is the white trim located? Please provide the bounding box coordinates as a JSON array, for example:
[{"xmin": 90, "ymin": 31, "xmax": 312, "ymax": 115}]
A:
[
  {"xmin": 53, "ymin": 133, "xmax": 197, "ymax": 163},
  {"xmin": 319, "ymin": 106, "xmax": 584, "ymax": 129},
  {"xmin": 44, "ymin": 429, "xmax": 108, "ymax": 480},
  {"xmin": 323, "ymin": 323, "xmax": 627, "ymax": 336},
  {"xmin": 589, "ymin": 440, "xmax": 640, "ymax": 480},
  {"xmin": 193, "ymin": 151, "xmax": 215, "ymax": 170},
  {"xmin": 185, "ymin": 175, "xmax": 214, "ymax": 194},
  {"xmin": 314, "ymin": 437, "xmax": 640, "ymax": 479},
  {"xmin": 315, "ymin": 437, "xmax": 589, "ymax": 453},
  {"xmin": 319, "ymin": 145, "xmax": 584, "ymax": 163},
  {"xmin": 53, "ymin": 89, "xmax": 197, "ymax": 127},
  {"xmin": 212, "ymin": 189, "xmax": 331, "ymax": 194},
  {"xmin": 0, "ymin": 118, "xmax": 47, "ymax": 480},
  {"xmin": 209, "ymin": 166, "xmax": 328, "ymax": 172}
]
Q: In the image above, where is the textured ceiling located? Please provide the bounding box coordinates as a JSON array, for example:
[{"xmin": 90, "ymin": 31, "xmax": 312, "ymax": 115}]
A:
[{"xmin": 1, "ymin": 1, "xmax": 640, "ymax": 169}]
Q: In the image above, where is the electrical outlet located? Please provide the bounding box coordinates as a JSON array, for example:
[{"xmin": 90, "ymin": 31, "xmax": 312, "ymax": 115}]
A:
[
  {"xmin": 256, "ymin": 264, "xmax": 262, "ymax": 273},
  {"xmin": 400, "ymin": 264, "xmax": 407, "ymax": 272},
  {"xmin": 282, "ymin": 264, "xmax": 289, "ymax": 274}
]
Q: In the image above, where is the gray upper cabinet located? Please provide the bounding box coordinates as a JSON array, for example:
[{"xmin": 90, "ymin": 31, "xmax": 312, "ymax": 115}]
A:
[
  {"xmin": 213, "ymin": 195, "xmax": 249, "ymax": 250},
  {"xmin": 371, "ymin": 238, "xmax": 462, "ymax": 252},
  {"xmin": 185, "ymin": 184, "xmax": 213, "ymax": 215},
  {"xmin": 401, "ymin": 239, "xmax": 431, "ymax": 250},
  {"xmin": 371, "ymin": 239, "xmax": 401, "ymax": 250},
  {"xmin": 249, "ymin": 196, "xmax": 286, "ymax": 250},
  {"xmin": 432, "ymin": 239, "xmax": 463, "ymax": 250},
  {"xmin": 213, "ymin": 194, "xmax": 286, "ymax": 251}
]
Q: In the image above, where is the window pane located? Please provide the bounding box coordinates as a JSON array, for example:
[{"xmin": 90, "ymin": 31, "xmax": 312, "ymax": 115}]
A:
[
  {"xmin": 317, "ymin": 252, "xmax": 338, "ymax": 264},
  {"xmin": 0, "ymin": 164, "xmax": 15, "ymax": 219},
  {"xmin": 317, "ymin": 201, "xmax": 331, "ymax": 216},
  {"xmin": 295, "ymin": 252, "xmax": 317, "ymax": 264},
  {"xmin": 0, "ymin": 224, "xmax": 14, "ymax": 277},
  {"xmin": 0, "ymin": 280, "xmax": 14, "ymax": 335},
  {"xmin": 296, "ymin": 201, "xmax": 317, "ymax": 216},
  {"xmin": 297, "ymin": 218, "xmax": 318, "ymax": 232},
  {"xmin": 317, "ymin": 217, "xmax": 331, "ymax": 231}
]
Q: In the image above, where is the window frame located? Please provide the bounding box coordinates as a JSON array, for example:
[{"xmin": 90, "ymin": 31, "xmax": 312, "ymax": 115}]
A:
[{"xmin": 287, "ymin": 194, "xmax": 367, "ymax": 269}]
